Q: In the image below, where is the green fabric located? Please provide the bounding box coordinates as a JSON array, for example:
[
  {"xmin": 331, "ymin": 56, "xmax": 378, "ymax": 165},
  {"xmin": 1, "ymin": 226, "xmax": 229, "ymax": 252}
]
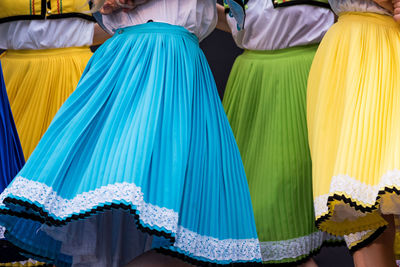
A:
[{"xmin": 223, "ymin": 44, "xmax": 323, "ymax": 264}]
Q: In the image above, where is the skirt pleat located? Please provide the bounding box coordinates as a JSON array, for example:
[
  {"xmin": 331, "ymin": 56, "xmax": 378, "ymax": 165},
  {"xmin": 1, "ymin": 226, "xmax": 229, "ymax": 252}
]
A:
[
  {"xmin": 1, "ymin": 47, "xmax": 92, "ymax": 159},
  {"xmin": 0, "ymin": 62, "xmax": 24, "ymax": 200},
  {"xmin": 308, "ymin": 12, "xmax": 400, "ymax": 236},
  {"xmin": 223, "ymin": 46, "xmax": 337, "ymax": 264},
  {"xmin": 0, "ymin": 63, "xmax": 47, "ymax": 265},
  {"xmin": 0, "ymin": 23, "xmax": 262, "ymax": 266}
]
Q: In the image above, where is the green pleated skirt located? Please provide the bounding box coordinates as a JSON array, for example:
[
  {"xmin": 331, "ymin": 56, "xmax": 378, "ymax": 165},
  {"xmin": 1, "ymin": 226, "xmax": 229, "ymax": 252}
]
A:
[{"xmin": 223, "ymin": 44, "xmax": 335, "ymax": 264}]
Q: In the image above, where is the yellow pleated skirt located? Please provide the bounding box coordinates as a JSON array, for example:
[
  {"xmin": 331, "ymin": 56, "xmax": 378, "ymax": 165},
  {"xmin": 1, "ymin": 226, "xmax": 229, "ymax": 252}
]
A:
[
  {"xmin": 0, "ymin": 47, "xmax": 92, "ymax": 159},
  {"xmin": 307, "ymin": 12, "xmax": 400, "ymax": 236}
]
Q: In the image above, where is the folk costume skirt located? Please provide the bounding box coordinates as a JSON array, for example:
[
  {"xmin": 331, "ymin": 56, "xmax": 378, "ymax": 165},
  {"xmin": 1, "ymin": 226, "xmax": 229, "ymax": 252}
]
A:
[
  {"xmin": 0, "ymin": 61, "xmax": 32, "ymax": 264},
  {"xmin": 223, "ymin": 46, "xmax": 337, "ymax": 264},
  {"xmin": 0, "ymin": 22, "xmax": 262, "ymax": 266},
  {"xmin": 308, "ymin": 12, "xmax": 400, "ymax": 248},
  {"xmin": 0, "ymin": 46, "xmax": 92, "ymax": 159}
]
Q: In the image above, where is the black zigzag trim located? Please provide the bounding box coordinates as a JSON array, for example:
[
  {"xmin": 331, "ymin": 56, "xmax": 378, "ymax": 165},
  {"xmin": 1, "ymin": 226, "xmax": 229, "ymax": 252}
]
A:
[
  {"xmin": 348, "ymin": 226, "xmax": 387, "ymax": 254},
  {"xmin": 316, "ymin": 186, "xmax": 400, "ymax": 231},
  {"xmin": 2, "ymin": 197, "xmax": 175, "ymax": 242}
]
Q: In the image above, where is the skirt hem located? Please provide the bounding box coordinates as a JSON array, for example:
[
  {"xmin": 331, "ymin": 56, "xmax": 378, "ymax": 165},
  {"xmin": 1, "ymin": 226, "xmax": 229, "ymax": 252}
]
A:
[
  {"xmin": 1, "ymin": 177, "xmax": 261, "ymax": 265},
  {"xmin": 314, "ymin": 187, "xmax": 398, "ymax": 235}
]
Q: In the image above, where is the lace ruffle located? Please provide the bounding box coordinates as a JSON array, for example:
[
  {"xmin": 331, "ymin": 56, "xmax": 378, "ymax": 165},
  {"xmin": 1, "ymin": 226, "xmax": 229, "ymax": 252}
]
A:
[
  {"xmin": 0, "ymin": 176, "xmax": 262, "ymax": 262},
  {"xmin": 314, "ymin": 169, "xmax": 400, "ymax": 220},
  {"xmin": 174, "ymin": 226, "xmax": 261, "ymax": 262},
  {"xmin": 1, "ymin": 177, "xmax": 178, "ymax": 233},
  {"xmin": 260, "ymin": 231, "xmax": 324, "ymax": 262},
  {"xmin": 0, "ymin": 225, "xmax": 4, "ymax": 239}
]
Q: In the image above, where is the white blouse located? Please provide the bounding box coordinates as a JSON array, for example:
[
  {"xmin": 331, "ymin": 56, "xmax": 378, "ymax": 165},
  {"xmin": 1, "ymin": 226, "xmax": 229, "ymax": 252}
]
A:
[
  {"xmin": 329, "ymin": 0, "xmax": 391, "ymax": 15},
  {"xmin": 226, "ymin": 0, "xmax": 334, "ymax": 51},
  {"xmin": 101, "ymin": 0, "xmax": 217, "ymax": 42},
  {"xmin": 0, "ymin": 18, "xmax": 94, "ymax": 50}
]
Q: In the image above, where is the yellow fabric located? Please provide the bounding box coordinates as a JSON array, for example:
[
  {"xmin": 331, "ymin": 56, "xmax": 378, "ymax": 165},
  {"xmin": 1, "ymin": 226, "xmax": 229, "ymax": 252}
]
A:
[
  {"xmin": 2, "ymin": 260, "xmax": 45, "ymax": 266},
  {"xmin": 0, "ymin": 0, "xmax": 91, "ymax": 18},
  {"xmin": 307, "ymin": 12, "xmax": 400, "ymax": 236},
  {"xmin": 0, "ymin": 0, "xmax": 38, "ymax": 17},
  {"xmin": 49, "ymin": 0, "xmax": 92, "ymax": 15},
  {"xmin": 1, "ymin": 47, "xmax": 92, "ymax": 159}
]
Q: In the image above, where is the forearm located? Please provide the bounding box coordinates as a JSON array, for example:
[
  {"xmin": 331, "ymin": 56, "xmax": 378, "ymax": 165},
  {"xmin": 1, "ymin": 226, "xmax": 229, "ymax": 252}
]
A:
[
  {"xmin": 373, "ymin": 0, "xmax": 393, "ymax": 12},
  {"xmin": 216, "ymin": 4, "xmax": 231, "ymax": 33},
  {"xmin": 92, "ymin": 24, "xmax": 112, "ymax": 46}
]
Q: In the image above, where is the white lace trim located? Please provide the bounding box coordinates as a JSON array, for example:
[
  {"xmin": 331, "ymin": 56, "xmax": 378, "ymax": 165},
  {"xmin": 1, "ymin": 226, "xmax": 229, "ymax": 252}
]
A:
[
  {"xmin": 260, "ymin": 231, "xmax": 324, "ymax": 262},
  {"xmin": 314, "ymin": 169, "xmax": 400, "ymax": 219},
  {"xmin": 174, "ymin": 226, "xmax": 261, "ymax": 261},
  {"xmin": 0, "ymin": 225, "xmax": 5, "ymax": 239},
  {"xmin": 10, "ymin": 259, "xmax": 40, "ymax": 265},
  {"xmin": 314, "ymin": 194, "xmax": 329, "ymax": 219},
  {"xmin": 343, "ymin": 229, "xmax": 373, "ymax": 248},
  {"xmin": 0, "ymin": 177, "xmax": 262, "ymax": 262},
  {"xmin": 1, "ymin": 176, "xmax": 178, "ymax": 233}
]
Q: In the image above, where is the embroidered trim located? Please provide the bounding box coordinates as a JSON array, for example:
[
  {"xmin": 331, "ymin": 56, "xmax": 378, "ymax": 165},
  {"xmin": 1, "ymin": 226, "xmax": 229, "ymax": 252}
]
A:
[
  {"xmin": 1, "ymin": 177, "xmax": 178, "ymax": 233},
  {"xmin": 314, "ymin": 169, "xmax": 400, "ymax": 220},
  {"xmin": 344, "ymin": 229, "xmax": 372, "ymax": 248},
  {"xmin": 0, "ymin": 225, "xmax": 4, "ymax": 239},
  {"xmin": 260, "ymin": 232, "xmax": 324, "ymax": 262},
  {"xmin": 343, "ymin": 226, "xmax": 387, "ymax": 253},
  {"xmin": 174, "ymin": 226, "xmax": 261, "ymax": 262},
  {"xmin": 1, "ymin": 177, "xmax": 262, "ymax": 262},
  {"xmin": 314, "ymin": 194, "xmax": 329, "ymax": 219}
]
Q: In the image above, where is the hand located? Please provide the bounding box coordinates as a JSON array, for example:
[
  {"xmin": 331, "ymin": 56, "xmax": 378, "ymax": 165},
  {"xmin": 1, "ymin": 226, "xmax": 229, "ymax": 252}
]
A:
[
  {"xmin": 100, "ymin": 0, "xmax": 120, "ymax": 15},
  {"xmin": 100, "ymin": 0, "xmax": 148, "ymax": 14},
  {"xmin": 373, "ymin": 0, "xmax": 394, "ymax": 12},
  {"xmin": 394, "ymin": 0, "xmax": 400, "ymax": 23},
  {"xmin": 120, "ymin": 0, "xmax": 149, "ymax": 12}
]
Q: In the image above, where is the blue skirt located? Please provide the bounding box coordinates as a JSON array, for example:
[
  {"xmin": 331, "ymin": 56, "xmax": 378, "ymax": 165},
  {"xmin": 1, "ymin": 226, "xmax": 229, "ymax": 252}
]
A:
[
  {"xmin": 0, "ymin": 62, "xmax": 26, "ymax": 262},
  {"xmin": 0, "ymin": 62, "xmax": 24, "ymax": 198},
  {"xmin": 0, "ymin": 23, "xmax": 262, "ymax": 266}
]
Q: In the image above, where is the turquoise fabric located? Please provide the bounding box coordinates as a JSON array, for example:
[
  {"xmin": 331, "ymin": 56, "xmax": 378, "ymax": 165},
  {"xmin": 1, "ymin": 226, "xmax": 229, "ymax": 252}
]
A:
[
  {"xmin": 224, "ymin": 0, "xmax": 247, "ymax": 30},
  {"xmin": 0, "ymin": 22, "xmax": 261, "ymax": 266}
]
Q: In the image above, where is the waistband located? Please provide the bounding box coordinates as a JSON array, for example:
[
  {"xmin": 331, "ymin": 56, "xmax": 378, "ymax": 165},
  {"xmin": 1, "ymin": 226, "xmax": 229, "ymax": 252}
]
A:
[
  {"xmin": 1, "ymin": 46, "xmax": 92, "ymax": 58},
  {"xmin": 242, "ymin": 43, "xmax": 319, "ymax": 60},
  {"xmin": 338, "ymin": 12, "xmax": 400, "ymax": 28},
  {"xmin": 113, "ymin": 22, "xmax": 199, "ymax": 45}
]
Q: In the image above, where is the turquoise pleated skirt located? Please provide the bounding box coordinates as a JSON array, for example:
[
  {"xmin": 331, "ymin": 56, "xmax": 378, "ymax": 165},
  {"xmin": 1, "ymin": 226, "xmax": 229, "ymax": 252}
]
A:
[{"xmin": 0, "ymin": 23, "xmax": 262, "ymax": 266}]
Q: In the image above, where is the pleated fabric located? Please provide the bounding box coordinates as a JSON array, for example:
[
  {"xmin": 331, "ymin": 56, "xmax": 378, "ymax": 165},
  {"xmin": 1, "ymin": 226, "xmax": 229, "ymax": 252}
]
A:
[
  {"xmin": 223, "ymin": 45, "xmax": 337, "ymax": 264},
  {"xmin": 0, "ymin": 61, "xmax": 27, "ymax": 262},
  {"xmin": 308, "ymin": 12, "xmax": 400, "ymax": 236},
  {"xmin": 0, "ymin": 47, "xmax": 92, "ymax": 159},
  {"xmin": 0, "ymin": 63, "xmax": 24, "ymax": 213},
  {"xmin": 0, "ymin": 22, "xmax": 262, "ymax": 266}
]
